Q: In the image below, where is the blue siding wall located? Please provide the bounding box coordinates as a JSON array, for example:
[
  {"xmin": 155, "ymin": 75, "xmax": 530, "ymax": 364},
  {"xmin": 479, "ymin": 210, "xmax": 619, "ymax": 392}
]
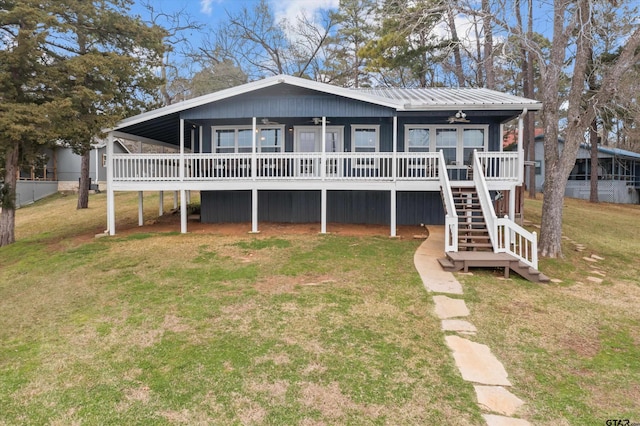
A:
[
  {"xmin": 200, "ymin": 190, "xmax": 445, "ymax": 225},
  {"xmin": 183, "ymin": 86, "xmax": 395, "ymax": 120}
]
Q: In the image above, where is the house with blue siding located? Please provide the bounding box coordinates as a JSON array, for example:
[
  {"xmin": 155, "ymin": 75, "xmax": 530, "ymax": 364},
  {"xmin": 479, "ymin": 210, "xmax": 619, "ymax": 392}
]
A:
[
  {"xmin": 108, "ymin": 75, "xmax": 548, "ymax": 281},
  {"xmin": 534, "ymin": 135, "xmax": 640, "ymax": 203},
  {"xmin": 15, "ymin": 141, "xmax": 129, "ymax": 207}
]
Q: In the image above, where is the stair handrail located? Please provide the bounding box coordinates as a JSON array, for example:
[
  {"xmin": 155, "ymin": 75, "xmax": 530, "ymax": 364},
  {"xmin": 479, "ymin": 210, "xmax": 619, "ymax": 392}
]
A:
[
  {"xmin": 473, "ymin": 150, "xmax": 539, "ymax": 269},
  {"xmin": 472, "ymin": 150, "xmax": 499, "ymax": 250},
  {"xmin": 438, "ymin": 150, "xmax": 458, "ymax": 252},
  {"xmin": 495, "ymin": 216, "xmax": 538, "ymax": 269}
]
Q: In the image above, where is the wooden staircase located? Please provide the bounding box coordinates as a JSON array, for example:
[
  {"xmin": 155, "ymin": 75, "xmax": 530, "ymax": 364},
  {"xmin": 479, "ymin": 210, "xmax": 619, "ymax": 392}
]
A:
[
  {"xmin": 439, "ymin": 184, "xmax": 550, "ymax": 283},
  {"xmin": 451, "ymin": 187, "xmax": 492, "ymax": 252}
]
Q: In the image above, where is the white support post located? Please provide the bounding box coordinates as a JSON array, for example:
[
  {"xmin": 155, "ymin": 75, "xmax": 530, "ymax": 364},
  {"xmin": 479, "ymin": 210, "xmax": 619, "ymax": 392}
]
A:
[
  {"xmin": 106, "ymin": 132, "xmax": 115, "ymax": 235},
  {"xmin": 251, "ymin": 188, "xmax": 259, "ymax": 233},
  {"xmin": 199, "ymin": 126, "xmax": 203, "ymax": 154},
  {"xmin": 517, "ymin": 109, "xmax": 527, "ymax": 186},
  {"xmin": 252, "ymin": 117, "xmax": 257, "ymax": 181},
  {"xmin": 321, "ymin": 117, "xmax": 327, "ymax": 180},
  {"xmin": 138, "ymin": 191, "xmax": 144, "ymax": 226},
  {"xmin": 390, "ymin": 189, "xmax": 397, "ymax": 237},
  {"xmin": 180, "ymin": 189, "xmax": 187, "ymax": 233},
  {"xmin": 159, "ymin": 191, "xmax": 164, "ymax": 216},
  {"xmin": 392, "ymin": 116, "xmax": 397, "ymax": 181},
  {"xmin": 180, "ymin": 119, "xmax": 185, "ymax": 182},
  {"xmin": 94, "ymin": 146, "xmax": 99, "ymax": 186},
  {"xmin": 321, "ymin": 188, "xmax": 327, "ymax": 234}
]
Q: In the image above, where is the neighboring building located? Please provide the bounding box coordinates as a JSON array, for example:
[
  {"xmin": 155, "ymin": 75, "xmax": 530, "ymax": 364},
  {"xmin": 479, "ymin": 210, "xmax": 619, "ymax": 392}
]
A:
[
  {"xmin": 20, "ymin": 140, "xmax": 131, "ymax": 190},
  {"xmin": 534, "ymin": 135, "xmax": 640, "ymax": 204},
  {"xmin": 107, "ymin": 75, "xmax": 547, "ymax": 279},
  {"xmin": 15, "ymin": 141, "xmax": 129, "ymax": 207}
]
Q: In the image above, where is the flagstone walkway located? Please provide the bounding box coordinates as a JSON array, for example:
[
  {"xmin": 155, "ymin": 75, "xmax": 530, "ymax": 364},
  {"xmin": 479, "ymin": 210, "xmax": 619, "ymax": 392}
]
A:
[{"xmin": 413, "ymin": 228, "xmax": 531, "ymax": 426}]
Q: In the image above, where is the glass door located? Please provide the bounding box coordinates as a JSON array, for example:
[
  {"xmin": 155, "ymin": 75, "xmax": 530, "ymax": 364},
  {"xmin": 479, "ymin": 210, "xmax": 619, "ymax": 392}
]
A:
[{"xmin": 295, "ymin": 127, "xmax": 343, "ymax": 177}]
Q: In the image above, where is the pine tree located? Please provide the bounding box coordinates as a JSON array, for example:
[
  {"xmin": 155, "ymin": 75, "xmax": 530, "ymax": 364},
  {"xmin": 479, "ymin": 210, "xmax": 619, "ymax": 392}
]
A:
[
  {"xmin": 47, "ymin": 0, "xmax": 164, "ymax": 209},
  {"xmin": 0, "ymin": 0, "xmax": 164, "ymax": 246}
]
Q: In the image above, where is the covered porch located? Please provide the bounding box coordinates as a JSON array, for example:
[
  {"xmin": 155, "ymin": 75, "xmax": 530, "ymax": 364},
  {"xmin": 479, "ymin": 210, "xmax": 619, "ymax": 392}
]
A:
[{"xmin": 106, "ymin": 75, "xmax": 541, "ymax": 253}]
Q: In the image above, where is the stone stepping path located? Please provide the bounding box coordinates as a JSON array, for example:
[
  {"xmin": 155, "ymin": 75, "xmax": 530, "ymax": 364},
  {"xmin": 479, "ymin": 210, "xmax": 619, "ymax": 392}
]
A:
[
  {"xmin": 414, "ymin": 229, "xmax": 531, "ymax": 425},
  {"xmin": 566, "ymin": 236, "xmax": 608, "ymax": 284},
  {"xmin": 446, "ymin": 336, "xmax": 512, "ymax": 386},
  {"xmin": 475, "ymin": 386, "xmax": 524, "ymax": 416},
  {"xmin": 433, "ymin": 295, "xmax": 470, "ymax": 318}
]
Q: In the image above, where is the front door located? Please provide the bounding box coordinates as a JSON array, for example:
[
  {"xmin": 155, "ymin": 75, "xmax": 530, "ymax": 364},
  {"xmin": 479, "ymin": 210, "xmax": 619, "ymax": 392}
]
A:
[
  {"xmin": 295, "ymin": 126, "xmax": 344, "ymax": 176},
  {"xmin": 435, "ymin": 127, "xmax": 487, "ymax": 180}
]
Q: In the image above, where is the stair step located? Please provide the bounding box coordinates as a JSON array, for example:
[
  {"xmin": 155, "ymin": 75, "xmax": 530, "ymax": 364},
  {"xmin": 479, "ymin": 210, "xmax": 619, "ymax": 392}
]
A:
[
  {"xmin": 437, "ymin": 257, "xmax": 456, "ymax": 270},
  {"xmin": 459, "ymin": 237, "xmax": 491, "ymax": 243},
  {"xmin": 458, "ymin": 242, "xmax": 493, "ymax": 248}
]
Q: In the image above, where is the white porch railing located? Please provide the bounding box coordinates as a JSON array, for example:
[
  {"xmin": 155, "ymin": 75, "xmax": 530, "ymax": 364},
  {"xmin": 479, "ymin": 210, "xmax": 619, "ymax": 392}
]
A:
[
  {"xmin": 473, "ymin": 151, "xmax": 499, "ymax": 247},
  {"xmin": 496, "ymin": 217, "xmax": 538, "ymax": 269},
  {"xmin": 476, "ymin": 151, "xmax": 520, "ymax": 182},
  {"xmin": 112, "ymin": 152, "xmax": 445, "ymax": 182},
  {"xmin": 473, "ymin": 150, "xmax": 538, "ymax": 269},
  {"xmin": 438, "ymin": 151, "xmax": 458, "ymax": 252},
  {"xmin": 112, "ymin": 154, "xmax": 181, "ymax": 181}
]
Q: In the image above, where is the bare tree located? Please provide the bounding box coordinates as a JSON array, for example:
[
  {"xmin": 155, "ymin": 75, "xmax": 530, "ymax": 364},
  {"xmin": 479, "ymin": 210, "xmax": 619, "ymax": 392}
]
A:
[
  {"xmin": 142, "ymin": 1, "xmax": 204, "ymax": 106},
  {"xmin": 202, "ymin": 0, "xmax": 335, "ymax": 82},
  {"xmin": 536, "ymin": 0, "xmax": 640, "ymax": 257}
]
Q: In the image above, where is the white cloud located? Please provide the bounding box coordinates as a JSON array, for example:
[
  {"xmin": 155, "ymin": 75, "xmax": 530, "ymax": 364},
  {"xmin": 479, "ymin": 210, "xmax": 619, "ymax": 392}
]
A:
[
  {"xmin": 200, "ymin": 0, "xmax": 216, "ymax": 16},
  {"xmin": 270, "ymin": 0, "xmax": 340, "ymax": 27}
]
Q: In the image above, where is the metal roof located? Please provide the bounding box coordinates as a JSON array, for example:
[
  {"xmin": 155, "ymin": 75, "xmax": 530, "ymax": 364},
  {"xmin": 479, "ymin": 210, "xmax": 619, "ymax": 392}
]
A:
[
  {"xmin": 357, "ymin": 87, "xmax": 542, "ymax": 111},
  {"xmin": 593, "ymin": 145, "xmax": 640, "ymax": 160}
]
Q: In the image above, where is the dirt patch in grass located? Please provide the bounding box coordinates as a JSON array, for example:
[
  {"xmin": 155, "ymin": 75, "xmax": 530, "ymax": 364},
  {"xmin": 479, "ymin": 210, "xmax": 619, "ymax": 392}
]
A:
[
  {"xmin": 116, "ymin": 211, "xmax": 425, "ymax": 239},
  {"xmin": 247, "ymin": 379, "xmax": 289, "ymax": 404},
  {"xmin": 299, "ymin": 382, "xmax": 359, "ymax": 419},
  {"xmin": 254, "ymin": 275, "xmax": 300, "ymax": 294},
  {"xmin": 255, "ymin": 352, "xmax": 291, "ymax": 366}
]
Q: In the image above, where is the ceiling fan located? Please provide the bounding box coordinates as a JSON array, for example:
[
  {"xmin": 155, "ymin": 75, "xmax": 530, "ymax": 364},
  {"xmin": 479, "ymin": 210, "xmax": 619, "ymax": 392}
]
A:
[
  {"xmin": 261, "ymin": 118, "xmax": 280, "ymax": 125},
  {"xmin": 447, "ymin": 110, "xmax": 470, "ymax": 124},
  {"xmin": 309, "ymin": 117, "xmax": 331, "ymax": 125}
]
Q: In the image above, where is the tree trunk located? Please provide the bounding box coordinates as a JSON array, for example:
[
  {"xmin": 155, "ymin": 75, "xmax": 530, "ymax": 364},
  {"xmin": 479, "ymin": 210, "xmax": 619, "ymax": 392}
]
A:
[
  {"xmin": 77, "ymin": 149, "xmax": 91, "ymax": 209},
  {"xmin": 539, "ymin": 167, "xmax": 565, "ymax": 258},
  {"xmin": 0, "ymin": 144, "xmax": 19, "ymax": 247},
  {"xmin": 482, "ymin": 0, "xmax": 495, "ymax": 89},
  {"xmin": 447, "ymin": 4, "xmax": 465, "ymax": 87},
  {"xmin": 589, "ymin": 118, "xmax": 599, "ymax": 203}
]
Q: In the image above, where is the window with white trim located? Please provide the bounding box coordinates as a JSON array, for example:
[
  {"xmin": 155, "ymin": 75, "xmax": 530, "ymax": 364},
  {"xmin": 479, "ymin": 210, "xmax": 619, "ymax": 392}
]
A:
[
  {"xmin": 406, "ymin": 127, "xmax": 430, "ymax": 152},
  {"xmin": 351, "ymin": 125, "xmax": 379, "ymax": 152},
  {"xmin": 436, "ymin": 128, "xmax": 458, "ymax": 165},
  {"xmin": 404, "ymin": 125, "xmax": 488, "ymax": 166},
  {"xmin": 212, "ymin": 126, "xmax": 284, "ymax": 153},
  {"xmin": 257, "ymin": 128, "xmax": 282, "ymax": 153}
]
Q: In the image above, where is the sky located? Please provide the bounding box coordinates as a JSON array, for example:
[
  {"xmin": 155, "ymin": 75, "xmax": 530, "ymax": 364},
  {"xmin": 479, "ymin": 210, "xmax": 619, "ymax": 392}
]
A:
[{"xmin": 131, "ymin": 0, "xmax": 339, "ymax": 33}]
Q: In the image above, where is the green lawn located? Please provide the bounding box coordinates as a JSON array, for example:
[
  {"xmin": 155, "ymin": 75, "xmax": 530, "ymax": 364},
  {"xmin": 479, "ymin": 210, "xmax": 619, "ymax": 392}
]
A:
[
  {"xmin": 1, "ymin": 192, "xmax": 638, "ymax": 425},
  {"xmin": 0, "ymin": 192, "xmax": 479, "ymax": 425}
]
